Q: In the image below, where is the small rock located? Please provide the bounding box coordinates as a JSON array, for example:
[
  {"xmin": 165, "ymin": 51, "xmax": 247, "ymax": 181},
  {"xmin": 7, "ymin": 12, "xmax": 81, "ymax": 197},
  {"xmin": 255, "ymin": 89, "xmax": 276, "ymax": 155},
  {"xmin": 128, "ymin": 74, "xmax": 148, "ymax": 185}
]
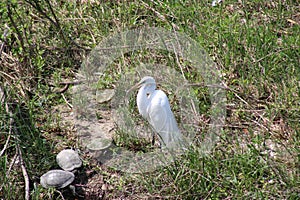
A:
[
  {"xmin": 87, "ymin": 138, "xmax": 114, "ymax": 163},
  {"xmin": 96, "ymin": 89, "xmax": 115, "ymax": 103},
  {"xmin": 87, "ymin": 138, "xmax": 112, "ymax": 152},
  {"xmin": 101, "ymin": 184, "xmax": 107, "ymax": 191}
]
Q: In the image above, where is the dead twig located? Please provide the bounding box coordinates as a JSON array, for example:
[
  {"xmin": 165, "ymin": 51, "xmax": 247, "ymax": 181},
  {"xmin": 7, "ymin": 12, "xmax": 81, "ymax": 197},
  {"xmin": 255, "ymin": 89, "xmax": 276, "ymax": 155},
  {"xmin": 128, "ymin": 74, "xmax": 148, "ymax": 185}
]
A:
[
  {"xmin": 53, "ymin": 84, "xmax": 69, "ymax": 94},
  {"xmin": 56, "ymin": 190, "xmax": 66, "ymax": 200},
  {"xmin": 6, "ymin": 3, "xmax": 25, "ymax": 54},
  {"xmin": 140, "ymin": 0, "xmax": 179, "ymax": 30},
  {"xmin": 6, "ymin": 151, "xmax": 18, "ymax": 177},
  {"xmin": 61, "ymin": 93, "xmax": 73, "ymax": 108},
  {"xmin": 0, "ymin": 86, "xmax": 13, "ymax": 157},
  {"xmin": 0, "ymin": 85, "xmax": 30, "ymax": 199},
  {"xmin": 0, "ymin": 149, "xmax": 18, "ymax": 192},
  {"xmin": 17, "ymin": 144, "xmax": 30, "ymax": 200},
  {"xmin": 252, "ymin": 46, "xmax": 298, "ymax": 64},
  {"xmin": 171, "ymin": 28, "xmax": 186, "ymax": 80},
  {"xmin": 51, "ymin": 80, "xmax": 83, "ymax": 94},
  {"xmin": 0, "ymin": 111, "xmax": 12, "ymax": 157}
]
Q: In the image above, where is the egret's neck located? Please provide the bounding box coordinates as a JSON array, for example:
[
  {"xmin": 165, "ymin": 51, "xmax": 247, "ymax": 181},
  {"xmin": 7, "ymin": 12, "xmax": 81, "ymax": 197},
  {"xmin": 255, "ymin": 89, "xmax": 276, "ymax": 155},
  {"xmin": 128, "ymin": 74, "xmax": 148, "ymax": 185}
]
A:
[{"xmin": 137, "ymin": 83, "xmax": 155, "ymax": 119}]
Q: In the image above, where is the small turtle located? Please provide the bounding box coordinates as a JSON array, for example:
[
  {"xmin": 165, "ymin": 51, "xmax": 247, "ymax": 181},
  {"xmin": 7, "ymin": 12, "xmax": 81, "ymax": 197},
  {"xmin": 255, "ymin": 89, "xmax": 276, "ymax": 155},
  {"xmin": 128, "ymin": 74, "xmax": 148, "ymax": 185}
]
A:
[
  {"xmin": 56, "ymin": 149, "xmax": 82, "ymax": 171},
  {"xmin": 40, "ymin": 170, "xmax": 75, "ymax": 189}
]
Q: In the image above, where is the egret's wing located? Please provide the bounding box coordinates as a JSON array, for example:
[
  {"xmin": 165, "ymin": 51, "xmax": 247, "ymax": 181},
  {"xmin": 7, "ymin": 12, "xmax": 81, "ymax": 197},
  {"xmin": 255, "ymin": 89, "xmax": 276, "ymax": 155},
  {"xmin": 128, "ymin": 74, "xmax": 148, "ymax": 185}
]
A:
[{"xmin": 147, "ymin": 91, "xmax": 182, "ymax": 147}]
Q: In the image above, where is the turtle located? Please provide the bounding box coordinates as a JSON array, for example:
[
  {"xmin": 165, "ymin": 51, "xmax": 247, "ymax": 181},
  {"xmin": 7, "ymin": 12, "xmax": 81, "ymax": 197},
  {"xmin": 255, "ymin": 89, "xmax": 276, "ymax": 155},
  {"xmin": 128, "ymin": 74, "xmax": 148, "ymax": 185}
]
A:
[
  {"xmin": 40, "ymin": 170, "xmax": 75, "ymax": 189},
  {"xmin": 56, "ymin": 149, "xmax": 82, "ymax": 171}
]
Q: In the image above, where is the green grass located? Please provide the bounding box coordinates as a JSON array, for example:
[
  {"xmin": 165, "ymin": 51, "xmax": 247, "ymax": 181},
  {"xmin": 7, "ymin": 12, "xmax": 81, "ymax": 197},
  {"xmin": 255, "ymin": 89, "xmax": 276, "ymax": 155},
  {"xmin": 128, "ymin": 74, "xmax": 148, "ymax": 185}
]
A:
[{"xmin": 0, "ymin": 0, "xmax": 299, "ymax": 199}]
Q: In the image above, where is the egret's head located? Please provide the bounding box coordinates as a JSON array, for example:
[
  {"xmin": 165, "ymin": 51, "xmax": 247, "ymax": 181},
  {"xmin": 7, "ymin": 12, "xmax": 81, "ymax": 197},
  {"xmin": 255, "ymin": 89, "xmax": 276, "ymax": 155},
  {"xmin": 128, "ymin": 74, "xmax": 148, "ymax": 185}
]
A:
[
  {"xmin": 139, "ymin": 76, "xmax": 156, "ymax": 86},
  {"xmin": 127, "ymin": 76, "xmax": 156, "ymax": 92}
]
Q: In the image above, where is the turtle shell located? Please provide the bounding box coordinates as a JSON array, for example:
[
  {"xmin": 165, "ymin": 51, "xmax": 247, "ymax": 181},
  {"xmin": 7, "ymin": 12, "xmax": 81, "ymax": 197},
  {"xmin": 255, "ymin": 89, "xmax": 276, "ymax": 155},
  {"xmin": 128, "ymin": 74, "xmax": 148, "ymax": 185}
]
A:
[
  {"xmin": 40, "ymin": 170, "xmax": 75, "ymax": 189},
  {"xmin": 56, "ymin": 149, "xmax": 82, "ymax": 171}
]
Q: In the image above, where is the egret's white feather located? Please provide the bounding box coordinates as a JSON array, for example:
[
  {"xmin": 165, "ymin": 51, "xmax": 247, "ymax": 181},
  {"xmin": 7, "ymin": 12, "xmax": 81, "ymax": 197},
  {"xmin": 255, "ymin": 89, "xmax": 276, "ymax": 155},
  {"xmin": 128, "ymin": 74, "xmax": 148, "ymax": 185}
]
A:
[{"xmin": 129, "ymin": 76, "xmax": 183, "ymax": 148}]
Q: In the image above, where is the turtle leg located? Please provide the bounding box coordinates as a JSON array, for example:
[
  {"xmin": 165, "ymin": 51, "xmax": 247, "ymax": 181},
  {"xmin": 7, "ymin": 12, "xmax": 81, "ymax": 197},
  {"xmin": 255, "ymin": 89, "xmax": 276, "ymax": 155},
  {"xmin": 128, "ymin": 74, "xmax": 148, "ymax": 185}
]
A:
[
  {"xmin": 151, "ymin": 132, "xmax": 155, "ymax": 146},
  {"xmin": 69, "ymin": 185, "xmax": 76, "ymax": 196},
  {"xmin": 69, "ymin": 185, "xmax": 84, "ymax": 198}
]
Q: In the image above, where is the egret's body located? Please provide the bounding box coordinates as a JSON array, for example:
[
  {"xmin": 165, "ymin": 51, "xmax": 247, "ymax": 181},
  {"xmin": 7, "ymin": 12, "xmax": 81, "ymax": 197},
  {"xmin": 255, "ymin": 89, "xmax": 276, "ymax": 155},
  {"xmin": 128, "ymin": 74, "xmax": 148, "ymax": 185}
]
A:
[{"xmin": 128, "ymin": 76, "xmax": 183, "ymax": 148}]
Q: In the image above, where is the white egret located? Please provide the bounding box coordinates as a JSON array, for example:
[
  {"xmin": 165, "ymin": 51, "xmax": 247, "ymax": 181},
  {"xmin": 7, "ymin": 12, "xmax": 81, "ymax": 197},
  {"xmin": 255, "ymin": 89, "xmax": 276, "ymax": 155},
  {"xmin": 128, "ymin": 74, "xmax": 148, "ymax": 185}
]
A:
[{"xmin": 127, "ymin": 76, "xmax": 183, "ymax": 148}]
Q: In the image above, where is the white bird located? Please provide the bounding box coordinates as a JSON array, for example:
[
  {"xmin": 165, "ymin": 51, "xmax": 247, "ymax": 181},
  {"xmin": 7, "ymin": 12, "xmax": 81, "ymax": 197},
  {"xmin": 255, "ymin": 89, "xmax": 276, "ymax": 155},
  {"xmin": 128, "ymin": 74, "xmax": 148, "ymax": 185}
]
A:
[{"xmin": 127, "ymin": 76, "xmax": 183, "ymax": 149}]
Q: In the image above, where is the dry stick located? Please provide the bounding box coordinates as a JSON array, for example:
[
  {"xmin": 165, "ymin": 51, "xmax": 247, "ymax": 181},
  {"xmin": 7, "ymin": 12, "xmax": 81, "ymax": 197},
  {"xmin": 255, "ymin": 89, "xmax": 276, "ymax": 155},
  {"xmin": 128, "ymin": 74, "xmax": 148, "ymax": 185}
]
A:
[
  {"xmin": 171, "ymin": 28, "xmax": 186, "ymax": 80},
  {"xmin": 0, "ymin": 70, "xmax": 27, "ymax": 98},
  {"xmin": 224, "ymin": 82, "xmax": 294, "ymax": 156},
  {"xmin": 0, "ymin": 88, "xmax": 15, "ymax": 162},
  {"xmin": 0, "ymin": 86, "xmax": 10, "ymax": 157},
  {"xmin": 222, "ymin": 83, "xmax": 293, "ymax": 185},
  {"xmin": 58, "ymin": 80, "xmax": 83, "ymax": 86},
  {"xmin": 17, "ymin": 144, "xmax": 30, "ymax": 200},
  {"xmin": 0, "ymin": 89, "xmax": 11, "ymax": 191},
  {"xmin": 3, "ymin": 106, "xmax": 32, "ymax": 199},
  {"xmin": 25, "ymin": 0, "xmax": 65, "ymax": 42},
  {"xmin": 253, "ymin": 46, "xmax": 297, "ymax": 64},
  {"xmin": 44, "ymin": 0, "xmax": 69, "ymax": 45},
  {"xmin": 140, "ymin": 0, "xmax": 166, "ymax": 22},
  {"xmin": 56, "ymin": 190, "xmax": 66, "ymax": 200},
  {"xmin": 248, "ymin": 116, "xmax": 293, "ymax": 156},
  {"xmin": 24, "ymin": 0, "xmax": 57, "ymax": 27},
  {"xmin": 61, "ymin": 93, "xmax": 73, "ymax": 108},
  {"xmin": 219, "ymin": 81, "xmax": 272, "ymax": 123},
  {"xmin": 177, "ymin": 173, "xmax": 202, "ymax": 196},
  {"xmin": 54, "ymin": 83, "xmax": 69, "ymax": 94},
  {"xmin": 140, "ymin": 0, "xmax": 179, "ymax": 30},
  {"xmin": 51, "ymin": 80, "xmax": 83, "ymax": 94},
  {"xmin": 25, "ymin": 0, "xmax": 87, "ymax": 50},
  {"xmin": 203, "ymin": 183, "xmax": 220, "ymax": 200},
  {"xmin": 0, "ymin": 148, "xmax": 18, "ymax": 192},
  {"xmin": 0, "ymin": 105, "xmax": 13, "ymax": 157},
  {"xmin": 6, "ymin": 151, "xmax": 18, "ymax": 177},
  {"xmin": 0, "ymin": 70, "xmax": 16, "ymax": 80},
  {"xmin": 2, "ymin": 89, "xmax": 30, "ymax": 199},
  {"xmin": 6, "ymin": 3, "xmax": 25, "ymax": 55}
]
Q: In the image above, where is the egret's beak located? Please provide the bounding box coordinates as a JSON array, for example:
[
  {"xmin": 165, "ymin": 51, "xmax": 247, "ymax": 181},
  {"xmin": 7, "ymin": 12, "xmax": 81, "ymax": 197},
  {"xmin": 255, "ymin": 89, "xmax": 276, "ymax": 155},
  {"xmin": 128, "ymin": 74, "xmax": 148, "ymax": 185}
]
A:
[
  {"xmin": 126, "ymin": 80, "xmax": 143, "ymax": 94},
  {"xmin": 125, "ymin": 80, "xmax": 143, "ymax": 105}
]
